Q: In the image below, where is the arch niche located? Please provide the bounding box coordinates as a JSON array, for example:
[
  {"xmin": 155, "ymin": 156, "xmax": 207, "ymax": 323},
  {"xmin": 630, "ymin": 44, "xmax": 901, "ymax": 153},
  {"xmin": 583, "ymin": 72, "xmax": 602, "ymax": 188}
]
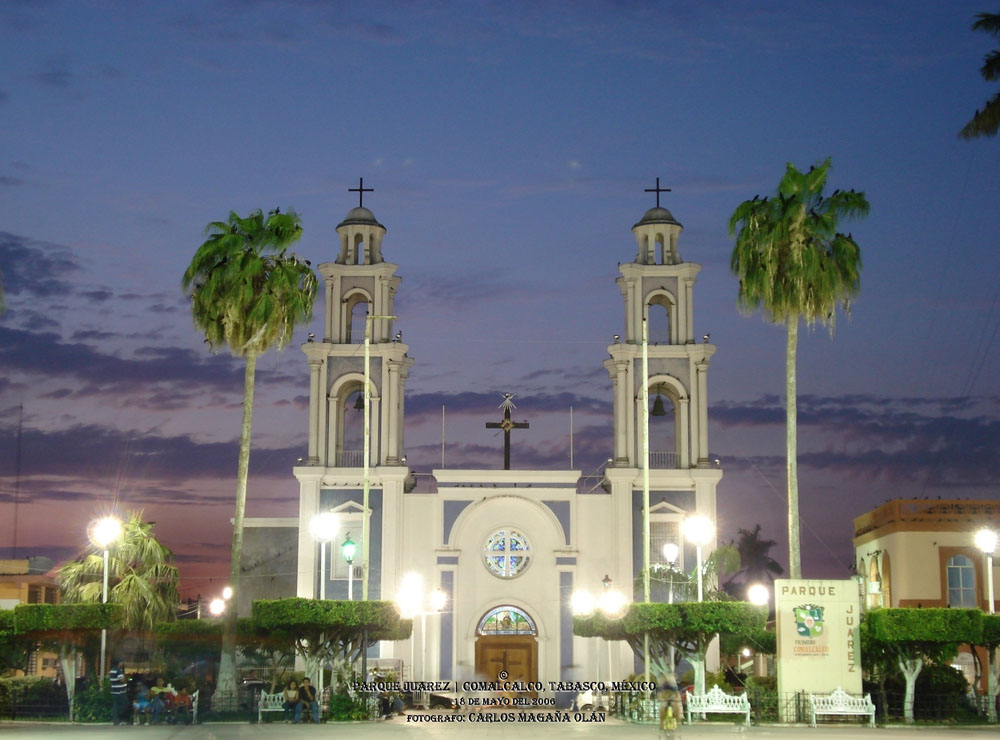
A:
[
  {"xmin": 643, "ymin": 373, "xmax": 688, "ymax": 469},
  {"xmin": 328, "ymin": 373, "xmax": 380, "ymax": 467},
  {"xmin": 342, "ymin": 288, "xmax": 372, "ymax": 343}
]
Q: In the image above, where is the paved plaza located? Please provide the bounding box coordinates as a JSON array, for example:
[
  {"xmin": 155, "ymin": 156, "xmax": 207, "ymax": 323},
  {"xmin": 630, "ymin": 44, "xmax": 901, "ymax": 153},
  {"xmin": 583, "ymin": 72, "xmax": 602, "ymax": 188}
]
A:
[{"xmin": 1, "ymin": 717, "xmax": 997, "ymax": 740}]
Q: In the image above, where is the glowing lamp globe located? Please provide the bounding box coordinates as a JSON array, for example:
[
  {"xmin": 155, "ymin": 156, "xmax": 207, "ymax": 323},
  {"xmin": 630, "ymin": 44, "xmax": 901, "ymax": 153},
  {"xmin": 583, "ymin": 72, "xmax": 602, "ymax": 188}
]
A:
[
  {"xmin": 681, "ymin": 515, "xmax": 714, "ymax": 546},
  {"xmin": 571, "ymin": 589, "xmax": 596, "ymax": 616},
  {"xmin": 747, "ymin": 583, "xmax": 770, "ymax": 606},
  {"xmin": 429, "ymin": 588, "xmax": 447, "ymax": 612},
  {"xmin": 308, "ymin": 512, "xmax": 339, "ymax": 543},
  {"xmin": 599, "ymin": 588, "xmax": 628, "ymax": 617},
  {"xmin": 663, "ymin": 542, "xmax": 680, "ymax": 565},
  {"xmin": 90, "ymin": 516, "xmax": 123, "ymax": 549},
  {"xmin": 341, "ymin": 534, "xmax": 357, "ymax": 563},
  {"xmin": 209, "ymin": 598, "xmax": 226, "ymax": 616},
  {"xmin": 976, "ymin": 529, "xmax": 998, "ymax": 555},
  {"xmin": 221, "ymin": 586, "xmax": 233, "ymax": 600}
]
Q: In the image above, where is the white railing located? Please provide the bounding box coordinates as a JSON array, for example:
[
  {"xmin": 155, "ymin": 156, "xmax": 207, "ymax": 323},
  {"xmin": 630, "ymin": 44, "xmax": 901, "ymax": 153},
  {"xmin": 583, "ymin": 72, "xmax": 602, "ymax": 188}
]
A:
[
  {"xmin": 649, "ymin": 451, "xmax": 680, "ymax": 469},
  {"xmin": 337, "ymin": 450, "xmax": 364, "ymax": 467}
]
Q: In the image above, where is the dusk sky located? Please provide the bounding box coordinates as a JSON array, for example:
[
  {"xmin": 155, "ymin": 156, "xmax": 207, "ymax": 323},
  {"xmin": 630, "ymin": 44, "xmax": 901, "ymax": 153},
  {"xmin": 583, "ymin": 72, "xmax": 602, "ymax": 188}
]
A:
[{"xmin": 1, "ymin": 0, "xmax": 998, "ymax": 599}]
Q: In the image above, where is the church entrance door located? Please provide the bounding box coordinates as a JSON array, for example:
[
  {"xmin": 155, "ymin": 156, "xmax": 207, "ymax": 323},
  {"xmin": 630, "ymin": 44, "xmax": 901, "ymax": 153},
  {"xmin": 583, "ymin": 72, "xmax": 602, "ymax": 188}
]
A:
[
  {"xmin": 474, "ymin": 605, "xmax": 539, "ymax": 689},
  {"xmin": 474, "ymin": 635, "xmax": 537, "ymax": 685}
]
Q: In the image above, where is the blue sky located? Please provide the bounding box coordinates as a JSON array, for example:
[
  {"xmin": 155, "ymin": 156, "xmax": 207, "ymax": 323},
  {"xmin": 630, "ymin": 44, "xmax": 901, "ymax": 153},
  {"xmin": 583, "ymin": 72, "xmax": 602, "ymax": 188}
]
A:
[{"xmin": 1, "ymin": 0, "xmax": 998, "ymax": 595}]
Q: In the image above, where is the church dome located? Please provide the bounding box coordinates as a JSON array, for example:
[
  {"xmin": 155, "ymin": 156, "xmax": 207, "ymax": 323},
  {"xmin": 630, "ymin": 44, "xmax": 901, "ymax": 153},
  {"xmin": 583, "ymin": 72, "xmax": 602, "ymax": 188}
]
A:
[
  {"xmin": 337, "ymin": 206, "xmax": 385, "ymax": 230},
  {"xmin": 633, "ymin": 206, "xmax": 682, "ymax": 230}
]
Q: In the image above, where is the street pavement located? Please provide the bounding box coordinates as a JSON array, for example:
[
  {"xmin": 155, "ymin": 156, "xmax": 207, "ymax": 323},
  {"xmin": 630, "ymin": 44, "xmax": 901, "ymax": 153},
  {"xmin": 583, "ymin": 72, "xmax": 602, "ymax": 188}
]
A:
[{"xmin": 1, "ymin": 716, "xmax": 998, "ymax": 739}]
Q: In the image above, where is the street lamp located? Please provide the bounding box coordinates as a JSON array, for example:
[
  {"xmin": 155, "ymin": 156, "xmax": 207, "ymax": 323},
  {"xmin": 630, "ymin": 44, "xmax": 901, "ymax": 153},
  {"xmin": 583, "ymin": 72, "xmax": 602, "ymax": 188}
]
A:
[
  {"xmin": 309, "ymin": 512, "xmax": 339, "ymax": 601},
  {"xmin": 396, "ymin": 572, "xmax": 423, "ymax": 680},
  {"xmin": 89, "ymin": 515, "xmax": 122, "ymax": 678},
  {"xmin": 682, "ymin": 515, "xmax": 715, "ymax": 602},
  {"xmin": 598, "ymin": 578, "xmax": 628, "ymax": 688},
  {"xmin": 747, "ymin": 583, "xmax": 769, "ymax": 607},
  {"xmin": 663, "ymin": 543, "xmax": 680, "ymax": 604},
  {"xmin": 342, "ymin": 533, "xmax": 357, "ymax": 601},
  {"xmin": 209, "ymin": 597, "xmax": 226, "ymax": 616},
  {"xmin": 976, "ymin": 528, "xmax": 997, "ymax": 615},
  {"xmin": 571, "ymin": 589, "xmax": 600, "ymax": 687}
]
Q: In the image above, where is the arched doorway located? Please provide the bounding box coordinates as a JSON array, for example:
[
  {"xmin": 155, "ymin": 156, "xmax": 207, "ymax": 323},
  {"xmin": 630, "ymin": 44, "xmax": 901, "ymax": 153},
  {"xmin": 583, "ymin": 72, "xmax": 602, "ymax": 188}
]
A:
[{"xmin": 474, "ymin": 606, "xmax": 538, "ymax": 685}]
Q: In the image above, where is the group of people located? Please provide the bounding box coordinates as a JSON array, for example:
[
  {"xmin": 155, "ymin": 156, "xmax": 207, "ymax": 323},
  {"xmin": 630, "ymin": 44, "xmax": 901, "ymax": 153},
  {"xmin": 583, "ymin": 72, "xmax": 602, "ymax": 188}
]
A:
[
  {"xmin": 281, "ymin": 678, "xmax": 321, "ymax": 723},
  {"xmin": 108, "ymin": 661, "xmax": 194, "ymax": 726}
]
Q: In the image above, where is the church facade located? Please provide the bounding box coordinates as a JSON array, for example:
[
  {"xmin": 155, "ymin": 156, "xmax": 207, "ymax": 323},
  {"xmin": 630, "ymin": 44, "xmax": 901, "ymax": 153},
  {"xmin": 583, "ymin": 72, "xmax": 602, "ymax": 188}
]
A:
[{"xmin": 242, "ymin": 193, "xmax": 722, "ymax": 685}]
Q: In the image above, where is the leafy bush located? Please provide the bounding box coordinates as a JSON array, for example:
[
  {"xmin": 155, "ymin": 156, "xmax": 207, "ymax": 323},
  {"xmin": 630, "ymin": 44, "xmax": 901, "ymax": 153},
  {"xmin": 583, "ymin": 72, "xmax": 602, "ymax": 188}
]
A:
[
  {"xmin": 328, "ymin": 691, "xmax": 371, "ymax": 721},
  {"xmin": 74, "ymin": 679, "xmax": 111, "ymax": 722},
  {"xmin": 0, "ymin": 676, "xmax": 68, "ymax": 719}
]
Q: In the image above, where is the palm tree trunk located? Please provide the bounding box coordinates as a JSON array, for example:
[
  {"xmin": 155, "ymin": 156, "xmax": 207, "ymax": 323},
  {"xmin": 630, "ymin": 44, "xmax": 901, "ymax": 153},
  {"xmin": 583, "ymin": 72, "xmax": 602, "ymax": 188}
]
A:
[
  {"xmin": 786, "ymin": 316, "xmax": 801, "ymax": 579},
  {"xmin": 218, "ymin": 349, "xmax": 257, "ymax": 707}
]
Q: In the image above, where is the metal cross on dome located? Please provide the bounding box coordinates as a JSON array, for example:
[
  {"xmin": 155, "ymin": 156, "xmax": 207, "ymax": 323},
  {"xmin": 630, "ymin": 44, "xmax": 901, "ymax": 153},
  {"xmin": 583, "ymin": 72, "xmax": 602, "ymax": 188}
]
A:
[
  {"xmin": 485, "ymin": 393, "xmax": 530, "ymax": 470},
  {"xmin": 644, "ymin": 177, "xmax": 671, "ymax": 208},
  {"xmin": 348, "ymin": 177, "xmax": 374, "ymax": 208}
]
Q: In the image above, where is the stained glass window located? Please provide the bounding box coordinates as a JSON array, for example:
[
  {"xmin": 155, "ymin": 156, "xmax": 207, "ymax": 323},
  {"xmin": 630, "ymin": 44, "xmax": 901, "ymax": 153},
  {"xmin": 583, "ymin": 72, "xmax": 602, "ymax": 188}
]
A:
[
  {"xmin": 477, "ymin": 605, "xmax": 537, "ymax": 635},
  {"xmin": 482, "ymin": 528, "xmax": 531, "ymax": 578}
]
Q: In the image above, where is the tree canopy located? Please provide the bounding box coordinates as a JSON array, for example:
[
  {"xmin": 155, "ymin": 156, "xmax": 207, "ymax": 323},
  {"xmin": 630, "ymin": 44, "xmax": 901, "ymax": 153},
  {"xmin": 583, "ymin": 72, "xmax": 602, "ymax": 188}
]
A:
[{"xmin": 960, "ymin": 12, "xmax": 1000, "ymax": 138}]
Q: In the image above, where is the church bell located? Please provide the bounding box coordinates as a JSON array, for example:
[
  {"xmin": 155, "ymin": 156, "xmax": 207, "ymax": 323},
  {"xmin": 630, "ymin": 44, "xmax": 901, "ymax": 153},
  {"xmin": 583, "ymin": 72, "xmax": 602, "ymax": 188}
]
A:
[{"xmin": 650, "ymin": 394, "xmax": 667, "ymax": 417}]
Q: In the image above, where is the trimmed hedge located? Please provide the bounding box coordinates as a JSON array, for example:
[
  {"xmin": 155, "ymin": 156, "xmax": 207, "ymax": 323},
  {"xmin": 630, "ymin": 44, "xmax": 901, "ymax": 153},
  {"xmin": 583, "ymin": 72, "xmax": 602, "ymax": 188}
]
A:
[
  {"xmin": 13, "ymin": 603, "xmax": 121, "ymax": 635},
  {"xmin": 252, "ymin": 598, "xmax": 411, "ymax": 641},
  {"xmin": 867, "ymin": 608, "xmax": 982, "ymax": 644}
]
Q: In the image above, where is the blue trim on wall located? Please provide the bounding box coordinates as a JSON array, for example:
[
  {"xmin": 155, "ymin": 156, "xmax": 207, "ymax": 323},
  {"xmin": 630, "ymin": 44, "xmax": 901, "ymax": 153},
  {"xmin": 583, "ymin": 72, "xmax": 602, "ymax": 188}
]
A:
[
  {"xmin": 555, "ymin": 557, "xmax": 577, "ymax": 565},
  {"xmin": 440, "ymin": 571, "xmax": 454, "ymax": 680},
  {"xmin": 560, "ymin": 571, "xmax": 573, "ymax": 678},
  {"xmin": 320, "ymin": 489, "xmax": 384, "ymax": 600},
  {"xmin": 437, "ymin": 556, "xmax": 459, "ymax": 565},
  {"xmin": 442, "ymin": 500, "xmax": 472, "ymax": 544},
  {"xmin": 542, "ymin": 500, "xmax": 571, "ymax": 545}
]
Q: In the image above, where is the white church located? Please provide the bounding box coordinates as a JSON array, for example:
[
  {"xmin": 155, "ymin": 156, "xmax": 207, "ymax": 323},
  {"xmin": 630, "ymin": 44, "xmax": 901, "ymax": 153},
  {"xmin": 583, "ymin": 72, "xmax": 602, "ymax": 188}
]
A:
[{"xmin": 241, "ymin": 188, "xmax": 722, "ymax": 685}]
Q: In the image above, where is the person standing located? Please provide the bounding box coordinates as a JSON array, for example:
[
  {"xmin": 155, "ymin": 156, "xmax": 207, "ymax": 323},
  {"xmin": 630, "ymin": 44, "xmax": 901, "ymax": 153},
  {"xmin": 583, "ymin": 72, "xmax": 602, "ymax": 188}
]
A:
[
  {"xmin": 298, "ymin": 678, "xmax": 320, "ymax": 724},
  {"xmin": 108, "ymin": 660, "xmax": 129, "ymax": 725}
]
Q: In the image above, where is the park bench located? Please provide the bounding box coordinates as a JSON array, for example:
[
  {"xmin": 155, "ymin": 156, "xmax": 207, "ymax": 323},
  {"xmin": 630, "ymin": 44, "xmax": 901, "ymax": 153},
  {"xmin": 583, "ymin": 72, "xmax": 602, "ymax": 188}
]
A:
[
  {"xmin": 257, "ymin": 691, "xmax": 285, "ymax": 723},
  {"xmin": 686, "ymin": 685, "xmax": 751, "ymax": 727},
  {"xmin": 809, "ymin": 687, "xmax": 875, "ymax": 728}
]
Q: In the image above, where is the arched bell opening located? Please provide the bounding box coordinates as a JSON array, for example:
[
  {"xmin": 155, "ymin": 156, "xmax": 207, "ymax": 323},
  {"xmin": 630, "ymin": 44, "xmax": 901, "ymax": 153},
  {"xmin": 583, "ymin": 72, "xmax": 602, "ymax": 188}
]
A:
[
  {"xmin": 343, "ymin": 291, "xmax": 371, "ymax": 344},
  {"xmin": 648, "ymin": 381, "xmax": 680, "ymax": 469},
  {"xmin": 329, "ymin": 375, "xmax": 380, "ymax": 467},
  {"xmin": 352, "ymin": 232, "xmax": 365, "ymax": 264}
]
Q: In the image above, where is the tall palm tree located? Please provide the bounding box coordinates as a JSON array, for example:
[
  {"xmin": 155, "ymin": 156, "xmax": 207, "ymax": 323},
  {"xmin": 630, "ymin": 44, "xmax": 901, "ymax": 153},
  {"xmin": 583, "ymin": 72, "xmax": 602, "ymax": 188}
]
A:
[
  {"xmin": 58, "ymin": 511, "xmax": 179, "ymax": 631},
  {"xmin": 724, "ymin": 525, "xmax": 783, "ymax": 595},
  {"xmin": 960, "ymin": 12, "xmax": 1000, "ymax": 139},
  {"xmin": 729, "ymin": 159, "xmax": 869, "ymax": 579},
  {"xmin": 182, "ymin": 207, "xmax": 316, "ymax": 705}
]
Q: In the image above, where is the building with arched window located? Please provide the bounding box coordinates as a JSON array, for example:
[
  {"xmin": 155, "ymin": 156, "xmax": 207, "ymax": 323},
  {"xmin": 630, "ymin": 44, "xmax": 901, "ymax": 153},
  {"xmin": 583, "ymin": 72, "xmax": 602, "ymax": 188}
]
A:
[
  {"xmin": 854, "ymin": 498, "xmax": 1000, "ymax": 689},
  {"xmin": 240, "ymin": 192, "xmax": 723, "ymax": 685}
]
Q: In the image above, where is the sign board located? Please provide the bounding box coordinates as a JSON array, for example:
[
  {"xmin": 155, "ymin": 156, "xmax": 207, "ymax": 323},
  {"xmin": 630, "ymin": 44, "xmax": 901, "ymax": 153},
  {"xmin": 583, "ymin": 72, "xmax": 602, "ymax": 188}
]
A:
[{"xmin": 775, "ymin": 579, "xmax": 862, "ymax": 719}]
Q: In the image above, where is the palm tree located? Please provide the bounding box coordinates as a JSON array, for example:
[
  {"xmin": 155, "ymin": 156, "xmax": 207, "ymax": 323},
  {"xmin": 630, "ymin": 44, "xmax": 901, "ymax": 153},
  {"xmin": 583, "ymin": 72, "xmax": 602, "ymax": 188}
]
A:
[
  {"xmin": 58, "ymin": 511, "xmax": 179, "ymax": 631},
  {"xmin": 182, "ymin": 207, "xmax": 317, "ymax": 705},
  {"xmin": 723, "ymin": 525, "xmax": 783, "ymax": 596},
  {"xmin": 729, "ymin": 159, "xmax": 869, "ymax": 579},
  {"xmin": 960, "ymin": 12, "xmax": 1000, "ymax": 139}
]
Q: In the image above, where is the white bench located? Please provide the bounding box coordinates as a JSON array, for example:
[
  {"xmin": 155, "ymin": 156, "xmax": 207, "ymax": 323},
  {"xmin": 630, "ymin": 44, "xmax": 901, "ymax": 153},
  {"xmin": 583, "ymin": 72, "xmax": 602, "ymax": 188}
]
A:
[
  {"xmin": 686, "ymin": 685, "xmax": 751, "ymax": 727},
  {"xmin": 258, "ymin": 691, "xmax": 286, "ymax": 723},
  {"xmin": 809, "ymin": 687, "xmax": 875, "ymax": 728}
]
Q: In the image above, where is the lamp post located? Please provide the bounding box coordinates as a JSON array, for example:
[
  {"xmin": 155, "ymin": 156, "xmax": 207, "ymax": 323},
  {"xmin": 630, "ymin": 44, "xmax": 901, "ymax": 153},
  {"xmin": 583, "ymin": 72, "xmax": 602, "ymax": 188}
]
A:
[
  {"xmin": 663, "ymin": 542, "xmax": 680, "ymax": 672},
  {"xmin": 599, "ymin": 576, "xmax": 628, "ymax": 689},
  {"xmin": 90, "ymin": 515, "xmax": 122, "ymax": 679},
  {"xmin": 309, "ymin": 512, "xmax": 339, "ymax": 601},
  {"xmin": 682, "ymin": 515, "xmax": 715, "ymax": 602},
  {"xmin": 362, "ymin": 313, "xmax": 397, "ymax": 602},
  {"xmin": 342, "ymin": 533, "xmax": 357, "ymax": 601},
  {"xmin": 424, "ymin": 588, "xmax": 447, "ymax": 681},
  {"xmin": 571, "ymin": 589, "xmax": 599, "ymax": 687},
  {"xmin": 976, "ymin": 529, "xmax": 997, "ymax": 615}
]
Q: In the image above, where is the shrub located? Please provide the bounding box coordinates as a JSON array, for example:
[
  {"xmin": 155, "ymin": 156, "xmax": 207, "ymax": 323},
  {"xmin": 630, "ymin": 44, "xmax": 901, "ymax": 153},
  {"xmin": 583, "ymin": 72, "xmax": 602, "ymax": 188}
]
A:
[
  {"xmin": 0, "ymin": 676, "xmax": 68, "ymax": 719},
  {"xmin": 328, "ymin": 691, "xmax": 371, "ymax": 721},
  {"xmin": 74, "ymin": 679, "xmax": 111, "ymax": 722}
]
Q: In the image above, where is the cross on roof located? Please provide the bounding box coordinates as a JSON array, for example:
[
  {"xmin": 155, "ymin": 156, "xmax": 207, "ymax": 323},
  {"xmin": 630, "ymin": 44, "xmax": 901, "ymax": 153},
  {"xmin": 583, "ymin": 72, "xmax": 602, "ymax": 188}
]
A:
[
  {"xmin": 348, "ymin": 177, "xmax": 374, "ymax": 208},
  {"xmin": 485, "ymin": 393, "xmax": 529, "ymax": 470},
  {"xmin": 644, "ymin": 177, "xmax": 671, "ymax": 208}
]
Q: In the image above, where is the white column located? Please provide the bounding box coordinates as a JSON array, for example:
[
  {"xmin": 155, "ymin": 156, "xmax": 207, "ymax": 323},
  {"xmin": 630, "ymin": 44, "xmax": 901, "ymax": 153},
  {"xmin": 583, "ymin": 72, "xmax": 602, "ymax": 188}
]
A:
[
  {"xmin": 625, "ymin": 360, "xmax": 636, "ymax": 465},
  {"xmin": 615, "ymin": 361, "xmax": 629, "ymax": 464},
  {"xmin": 696, "ymin": 360, "xmax": 710, "ymax": 464},
  {"xmin": 370, "ymin": 397, "xmax": 381, "ymax": 467},
  {"xmin": 386, "ymin": 361, "xmax": 400, "ymax": 464},
  {"xmin": 677, "ymin": 281, "xmax": 688, "ymax": 345},
  {"xmin": 685, "ymin": 279, "xmax": 695, "ymax": 343},
  {"xmin": 307, "ymin": 359, "xmax": 322, "ymax": 464},
  {"xmin": 678, "ymin": 397, "xmax": 690, "ymax": 468},
  {"xmin": 296, "ymin": 477, "xmax": 321, "ymax": 598},
  {"xmin": 327, "ymin": 395, "xmax": 339, "ymax": 466}
]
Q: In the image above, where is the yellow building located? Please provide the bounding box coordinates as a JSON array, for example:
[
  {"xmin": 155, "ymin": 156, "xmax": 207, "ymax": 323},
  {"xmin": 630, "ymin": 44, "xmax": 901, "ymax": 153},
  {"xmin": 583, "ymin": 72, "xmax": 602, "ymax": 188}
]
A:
[
  {"xmin": 854, "ymin": 499, "xmax": 1000, "ymax": 689},
  {"xmin": 0, "ymin": 557, "xmax": 60, "ymax": 678}
]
